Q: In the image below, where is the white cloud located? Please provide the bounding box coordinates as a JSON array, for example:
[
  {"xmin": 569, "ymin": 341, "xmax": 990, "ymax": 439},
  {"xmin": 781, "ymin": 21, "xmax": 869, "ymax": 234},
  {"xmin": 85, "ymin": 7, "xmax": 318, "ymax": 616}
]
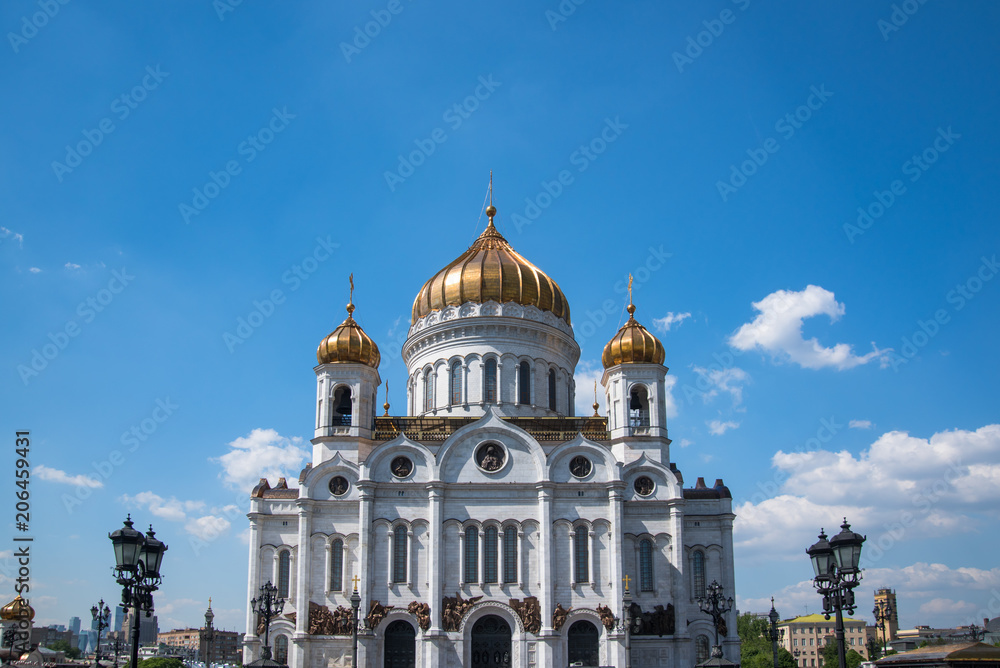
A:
[
  {"xmin": 121, "ymin": 491, "xmax": 205, "ymax": 523},
  {"xmin": 691, "ymin": 365, "xmax": 750, "ymax": 406},
  {"xmin": 708, "ymin": 419, "xmax": 739, "ymax": 435},
  {"xmin": 185, "ymin": 514, "xmax": 232, "ymax": 541},
  {"xmin": 213, "ymin": 428, "xmax": 309, "ymax": 492},
  {"xmin": 678, "ymin": 438, "xmax": 693, "ymax": 448},
  {"xmin": 28, "ymin": 267, "xmax": 41, "ymax": 273},
  {"xmin": 64, "ymin": 262, "xmax": 81, "ymax": 270},
  {"xmin": 734, "ymin": 425, "xmax": 1000, "ymax": 566},
  {"xmin": 729, "ymin": 285, "xmax": 887, "ymax": 370},
  {"xmin": 0, "ymin": 226, "xmax": 23, "ymax": 247},
  {"xmin": 849, "ymin": 419, "xmax": 873, "ymax": 429},
  {"xmin": 35, "ymin": 465, "xmax": 103, "ymax": 488},
  {"xmin": 653, "ymin": 311, "xmax": 691, "ymax": 332},
  {"xmin": 574, "ymin": 360, "xmax": 678, "ymax": 420}
]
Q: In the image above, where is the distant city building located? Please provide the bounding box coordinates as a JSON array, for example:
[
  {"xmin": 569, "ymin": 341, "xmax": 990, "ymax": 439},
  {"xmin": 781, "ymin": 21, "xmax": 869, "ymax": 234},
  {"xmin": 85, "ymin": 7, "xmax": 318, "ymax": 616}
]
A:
[
  {"xmin": 984, "ymin": 617, "xmax": 1000, "ymax": 646},
  {"xmin": 114, "ymin": 605, "xmax": 126, "ymax": 633},
  {"xmin": 122, "ymin": 608, "xmax": 158, "ymax": 646},
  {"xmin": 875, "ymin": 641, "xmax": 1000, "ymax": 668},
  {"xmin": 890, "ymin": 625, "xmax": 990, "ymax": 652},
  {"xmin": 779, "ymin": 614, "xmax": 870, "ymax": 667},
  {"xmin": 68, "ymin": 616, "xmax": 81, "ymax": 636},
  {"xmin": 875, "ymin": 588, "xmax": 899, "ymax": 641},
  {"xmin": 31, "ymin": 625, "xmax": 73, "ymax": 649}
]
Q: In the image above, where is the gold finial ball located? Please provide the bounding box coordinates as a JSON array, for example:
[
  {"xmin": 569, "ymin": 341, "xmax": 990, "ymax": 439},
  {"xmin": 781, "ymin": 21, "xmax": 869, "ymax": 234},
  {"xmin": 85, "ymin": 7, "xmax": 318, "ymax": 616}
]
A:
[
  {"xmin": 486, "ymin": 204, "xmax": 496, "ymax": 218},
  {"xmin": 627, "ymin": 304, "xmax": 636, "ymax": 315},
  {"xmin": 383, "ymin": 402, "xmax": 390, "ymax": 411},
  {"xmin": 346, "ymin": 302, "xmax": 355, "ymax": 315}
]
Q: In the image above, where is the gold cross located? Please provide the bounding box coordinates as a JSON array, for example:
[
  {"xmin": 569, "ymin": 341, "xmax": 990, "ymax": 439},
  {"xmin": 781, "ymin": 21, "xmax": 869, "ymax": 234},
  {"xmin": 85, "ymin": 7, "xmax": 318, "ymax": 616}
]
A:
[
  {"xmin": 628, "ymin": 274, "xmax": 633, "ymax": 305},
  {"xmin": 352, "ymin": 574, "xmax": 360, "ymax": 590},
  {"xmin": 623, "ymin": 574, "xmax": 632, "ymax": 591}
]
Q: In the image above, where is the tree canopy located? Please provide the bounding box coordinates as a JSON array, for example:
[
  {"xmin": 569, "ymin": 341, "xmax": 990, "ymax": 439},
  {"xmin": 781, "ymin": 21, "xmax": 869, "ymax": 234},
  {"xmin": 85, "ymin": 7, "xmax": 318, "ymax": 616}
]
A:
[
  {"xmin": 738, "ymin": 612, "xmax": 796, "ymax": 668},
  {"xmin": 821, "ymin": 640, "xmax": 865, "ymax": 668}
]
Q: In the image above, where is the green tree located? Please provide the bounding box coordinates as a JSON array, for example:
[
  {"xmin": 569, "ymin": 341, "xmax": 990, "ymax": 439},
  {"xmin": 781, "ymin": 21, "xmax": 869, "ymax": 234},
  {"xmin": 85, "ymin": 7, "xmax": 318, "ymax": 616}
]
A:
[
  {"xmin": 137, "ymin": 658, "xmax": 186, "ymax": 668},
  {"xmin": 738, "ymin": 612, "xmax": 795, "ymax": 668},
  {"xmin": 821, "ymin": 642, "xmax": 865, "ymax": 668},
  {"xmin": 43, "ymin": 638, "xmax": 81, "ymax": 659}
]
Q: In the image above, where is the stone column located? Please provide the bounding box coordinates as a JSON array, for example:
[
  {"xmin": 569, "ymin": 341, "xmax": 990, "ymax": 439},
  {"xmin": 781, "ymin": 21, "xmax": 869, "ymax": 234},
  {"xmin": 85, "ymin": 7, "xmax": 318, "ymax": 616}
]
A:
[
  {"xmin": 427, "ymin": 484, "xmax": 444, "ymax": 629},
  {"xmin": 244, "ymin": 511, "xmax": 261, "ymax": 659},
  {"xmin": 292, "ymin": 501, "xmax": 312, "ymax": 667},
  {"xmin": 536, "ymin": 483, "xmax": 556, "ymax": 666},
  {"xmin": 458, "ymin": 528, "xmax": 466, "ymax": 587},
  {"xmin": 387, "ymin": 525, "xmax": 395, "ymax": 584}
]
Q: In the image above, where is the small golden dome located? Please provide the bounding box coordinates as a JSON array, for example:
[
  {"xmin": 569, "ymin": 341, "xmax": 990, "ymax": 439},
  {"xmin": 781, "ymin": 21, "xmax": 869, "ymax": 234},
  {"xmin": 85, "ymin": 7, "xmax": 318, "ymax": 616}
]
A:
[
  {"xmin": 317, "ymin": 300, "xmax": 381, "ymax": 368},
  {"xmin": 411, "ymin": 215, "xmax": 571, "ymax": 325},
  {"xmin": 602, "ymin": 303, "xmax": 665, "ymax": 368},
  {"xmin": 1, "ymin": 595, "xmax": 34, "ymax": 621}
]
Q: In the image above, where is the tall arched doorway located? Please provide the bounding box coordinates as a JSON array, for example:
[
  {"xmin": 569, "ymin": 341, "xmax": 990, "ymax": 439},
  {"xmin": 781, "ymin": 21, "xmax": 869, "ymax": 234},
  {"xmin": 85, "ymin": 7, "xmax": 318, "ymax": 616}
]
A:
[
  {"xmin": 471, "ymin": 615, "xmax": 511, "ymax": 667},
  {"xmin": 567, "ymin": 619, "xmax": 599, "ymax": 666},
  {"xmin": 383, "ymin": 619, "xmax": 415, "ymax": 668}
]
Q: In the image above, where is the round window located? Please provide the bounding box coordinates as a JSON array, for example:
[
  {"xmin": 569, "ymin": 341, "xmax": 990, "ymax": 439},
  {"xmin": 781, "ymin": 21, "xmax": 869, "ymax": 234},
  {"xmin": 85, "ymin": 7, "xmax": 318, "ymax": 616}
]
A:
[
  {"xmin": 391, "ymin": 456, "xmax": 413, "ymax": 478},
  {"xmin": 634, "ymin": 476, "xmax": 655, "ymax": 497},
  {"xmin": 329, "ymin": 476, "xmax": 349, "ymax": 496},
  {"xmin": 569, "ymin": 455, "xmax": 592, "ymax": 479},
  {"xmin": 475, "ymin": 442, "xmax": 507, "ymax": 473}
]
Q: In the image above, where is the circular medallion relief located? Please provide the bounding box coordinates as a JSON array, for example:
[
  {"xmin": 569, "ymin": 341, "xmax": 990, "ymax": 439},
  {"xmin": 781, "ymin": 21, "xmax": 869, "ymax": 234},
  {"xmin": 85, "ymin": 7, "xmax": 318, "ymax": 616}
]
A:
[
  {"xmin": 569, "ymin": 455, "xmax": 592, "ymax": 479},
  {"xmin": 634, "ymin": 476, "xmax": 655, "ymax": 497},
  {"xmin": 329, "ymin": 476, "xmax": 349, "ymax": 497},
  {"xmin": 475, "ymin": 442, "xmax": 506, "ymax": 473},
  {"xmin": 391, "ymin": 456, "xmax": 413, "ymax": 479}
]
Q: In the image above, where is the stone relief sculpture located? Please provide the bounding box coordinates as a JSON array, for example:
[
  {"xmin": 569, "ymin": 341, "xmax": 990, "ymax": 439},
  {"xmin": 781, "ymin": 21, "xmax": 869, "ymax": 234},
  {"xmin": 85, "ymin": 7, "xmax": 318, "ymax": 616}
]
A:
[
  {"xmin": 595, "ymin": 604, "xmax": 616, "ymax": 632},
  {"xmin": 552, "ymin": 603, "xmax": 570, "ymax": 631},
  {"xmin": 365, "ymin": 600, "xmax": 393, "ymax": 630},
  {"xmin": 407, "ymin": 601, "xmax": 431, "ymax": 631},
  {"xmin": 307, "ymin": 601, "xmax": 354, "ymax": 636},
  {"xmin": 629, "ymin": 602, "xmax": 676, "ymax": 637},
  {"xmin": 509, "ymin": 596, "xmax": 541, "ymax": 634},
  {"xmin": 441, "ymin": 592, "xmax": 482, "ymax": 632}
]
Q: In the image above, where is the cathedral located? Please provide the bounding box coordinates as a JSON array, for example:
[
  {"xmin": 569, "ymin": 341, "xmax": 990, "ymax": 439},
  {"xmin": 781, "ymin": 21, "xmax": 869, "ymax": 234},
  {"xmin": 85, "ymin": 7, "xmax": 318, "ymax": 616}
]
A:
[{"xmin": 242, "ymin": 196, "xmax": 738, "ymax": 668}]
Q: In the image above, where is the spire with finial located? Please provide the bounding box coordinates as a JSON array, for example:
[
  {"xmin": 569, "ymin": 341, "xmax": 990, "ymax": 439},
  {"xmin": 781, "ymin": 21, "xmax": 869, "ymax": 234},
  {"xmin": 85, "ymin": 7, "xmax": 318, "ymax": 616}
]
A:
[
  {"xmin": 347, "ymin": 273, "xmax": 355, "ymax": 318},
  {"xmin": 627, "ymin": 273, "xmax": 636, "ymax": 319},
  {"xmin": 485, "ymin": 171, "xmax": 496, "ymax": 225},
  {"xmin": 592, "ymin": 380, "xmax": 600, "ymax": 416},
  {"xmin": 383, "ymin": 381, "xmax": 390, "ymax": 416}
]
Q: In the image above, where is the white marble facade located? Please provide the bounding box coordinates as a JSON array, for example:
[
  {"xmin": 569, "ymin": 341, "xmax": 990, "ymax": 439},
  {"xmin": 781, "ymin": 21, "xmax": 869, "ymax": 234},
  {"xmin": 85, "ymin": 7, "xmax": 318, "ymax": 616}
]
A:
[{"xmin": 244, "ymin": 228, "xmax": 737, "ymax": 668}]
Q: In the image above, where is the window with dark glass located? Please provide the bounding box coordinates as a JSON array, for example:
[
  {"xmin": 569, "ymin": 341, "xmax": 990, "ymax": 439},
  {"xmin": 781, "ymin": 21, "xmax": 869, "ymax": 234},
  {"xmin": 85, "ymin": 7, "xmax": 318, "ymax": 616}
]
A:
[
  {"xmin": 692, "ymin": 550, "xmax": 706, "ymax": 598},
  {"xmin": 484, "ymin": 358, "xmax": 497, "ymax": 403},
  {"xmin": 640, "ymin": 539, "xmax": 654, "ymax": 591},
  {"xmin": 450, "ymin": 361, "xmax": 462, "ymax": 405},
  {"xmin": 696, "ymin": 635, "xmax": 710, "ymax": 663},
  {"xmin": 277, "ymin": 550, "xmax": 290, "ymax": 598},
  {"xmin": 548, "ymin": 369, "xmax": 557, "ymax": 411},
  {"xmin": 275, "ymin": 635, "xmax": 289, "ymax": 663},
  {"xmin": 464, "ymin": 526, "xmax": 478, "ymax": 583},
  {"xmin": 331, "ymin": 539, "xmax": 343, "ymax": 591},
  {"xmin": 483, "ymin": 526, "xmax": 498, "ymax": 584},
  {"xmin": 503, "ymin": 526, "xmax": 517, "ymax": 583},
  {"xmin": 629, "ymin": 385, "xmax": 650, "ymax": 427},
  {"xmin": 518, "ymin": 361, "xmax": 530, "ymax": 404},
  {"xmin": 393, "ymin": 526, "xmax": 407, "ymax": 583},
  {"xmin": 333, "ymin": 386, "xmax": 352, "ymax": 426},
  {"xmin": 423, "ymin": 371, "xmax": 432, "ymax": 412},
  {"xmin": 574, "ymin": 528, "xmax": 589, "ymax": 583}
]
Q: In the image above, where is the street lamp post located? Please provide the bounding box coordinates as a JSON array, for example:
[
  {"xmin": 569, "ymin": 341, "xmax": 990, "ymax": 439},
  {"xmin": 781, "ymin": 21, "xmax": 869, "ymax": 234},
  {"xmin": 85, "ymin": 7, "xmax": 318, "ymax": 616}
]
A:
[
  {"xmin": 766, "ymin": 598, "xmax": 784, "ymax": 668},
  {"xmin": 873, "ymin": 597, "xmax": 893, "ymax": 657},
  {"xmin": 109, "ymin": 515, "xmax": 168, "ymax": 668},
  {"xmin": 966, "ymin": 624, "xmax": 985, "ymax": 642},
  {"xmin": 623, "ymin": 575, "xmax": 633, "ymax": 668},
  {"xmin": 91, "ymin": 599, "xmax": 111, "ymax": 667},
  {"xmin": 807, "ymin": 520, "xmax": 866, "ymax": 668},
  {"xmin": 250, "ymin": 581, "xmax": 285, "ymax": 662},
  {"xmin": 350, "ymin": 578, "xmax": 361, "ymax": 668},
  {"xmin": 698, "ymin": 580, "xmax": 734, "ymax": 654},
  {"xmin": 202, "ymin": 600, "xmax": 216, "ymax": 667},
  {"xmin": 110, "ymin": 636, "xmax": 124, "ymax": 668}
]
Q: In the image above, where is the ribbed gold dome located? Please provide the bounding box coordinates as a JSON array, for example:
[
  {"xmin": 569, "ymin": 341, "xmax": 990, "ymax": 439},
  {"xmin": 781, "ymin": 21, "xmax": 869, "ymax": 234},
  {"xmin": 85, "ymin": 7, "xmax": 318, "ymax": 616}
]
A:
[
  {"xmin": 317, "ymin": 302, "xmax": 380, "ymax": 368},
  {"xmin": 411, "ymin": 217, "xmax": 571, "ymax": 325},
  {"xmin": 602, "ymin": 303, "xmax": 665, "ymax": 368},
  {"xmin": 1, "ymin": 595, "xmax": 34, "ymax": 621}
]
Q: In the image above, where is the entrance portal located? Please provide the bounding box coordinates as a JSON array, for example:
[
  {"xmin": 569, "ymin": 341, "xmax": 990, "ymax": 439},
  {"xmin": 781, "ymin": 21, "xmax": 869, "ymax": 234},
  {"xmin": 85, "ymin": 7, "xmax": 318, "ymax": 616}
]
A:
[
  {"xmin": 567, "ymin": 619, "xmax": 599, "ymax": 666},
  {"xmin": 383, "ymin": 619, "xmax": 416, "ymax": 668},
  {"xmin": 470, "ymin": 615, "xmax": 512, "ymax": 667}
]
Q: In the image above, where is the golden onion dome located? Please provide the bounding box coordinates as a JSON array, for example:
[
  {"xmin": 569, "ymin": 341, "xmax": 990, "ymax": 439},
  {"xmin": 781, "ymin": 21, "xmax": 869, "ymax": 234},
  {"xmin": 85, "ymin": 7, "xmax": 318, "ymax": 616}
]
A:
[
  {"xmin": 602, "ymin": 303, "xmax": 665, "ymax": 368},
  {"xmin": 317, "ymin": 293, "xmax": 381, "ymax": 368},
  {"xmin": 411, "ymin": 206, "xmax": 571, "ymax": 325},
  {"xmin": 1, "ymin": 595, "xmax": 34, "ymax": 621}
]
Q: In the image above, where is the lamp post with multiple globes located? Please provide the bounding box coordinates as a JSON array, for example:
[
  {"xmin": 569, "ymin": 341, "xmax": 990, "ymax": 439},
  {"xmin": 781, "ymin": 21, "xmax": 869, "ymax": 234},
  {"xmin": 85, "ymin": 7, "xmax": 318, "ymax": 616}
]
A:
[
  {"xmin": 250, "ymin": 581, "xmax": 285, "ymax": 663},
  {"xmin": 766, "ymin": 598, "xmax": 784, "ymax": 668},
  {"xmin": 108, "ymin": 515, "xmax": 168, "ymax": 668},
  {"xmin": 90, "ymin": 599, "xmax": 111, "ymax": 667},
  {"xmin": 807, "ymin": 519, "xmax": 866, "ymax": 668},
  {"xmin": 698, "ymin": 580, "xmax": 734, "ymax": 653},
  {"xmin": 873, "ymin": 597, "xmax": 894, "ymax": 657}
]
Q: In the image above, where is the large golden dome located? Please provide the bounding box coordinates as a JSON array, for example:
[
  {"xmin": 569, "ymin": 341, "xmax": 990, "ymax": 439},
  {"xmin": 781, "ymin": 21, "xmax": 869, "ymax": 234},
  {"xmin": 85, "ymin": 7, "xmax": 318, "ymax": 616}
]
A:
[
  {"xmin": 1, "ymin": 595, "xmax": 34, "ymax": 621},
  {"xmin": 411, "ymin": 213, "xmax": 571, "ymax": 325},
  {"xmin": 317, "ymin": 301, "xmax": 381, "ymax": 368},
  {"xmin": 602, "ymin": 303, "xmax": 665, "ymax": 368}
]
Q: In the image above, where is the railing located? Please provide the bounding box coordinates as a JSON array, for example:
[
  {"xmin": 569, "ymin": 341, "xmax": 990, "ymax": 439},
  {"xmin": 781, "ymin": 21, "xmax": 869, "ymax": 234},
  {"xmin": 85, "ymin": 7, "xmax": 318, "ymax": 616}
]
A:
[{"xmin": 373, "ymin": 415, "xmax": 609, "ymax": 442}]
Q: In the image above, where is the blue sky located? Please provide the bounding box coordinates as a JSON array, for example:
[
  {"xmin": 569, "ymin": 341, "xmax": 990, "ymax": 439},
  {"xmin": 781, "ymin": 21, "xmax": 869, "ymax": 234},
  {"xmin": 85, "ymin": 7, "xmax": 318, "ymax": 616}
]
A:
[{"xmin": 2, "ymin": 1, "xmax": 999, "ymax": 634}]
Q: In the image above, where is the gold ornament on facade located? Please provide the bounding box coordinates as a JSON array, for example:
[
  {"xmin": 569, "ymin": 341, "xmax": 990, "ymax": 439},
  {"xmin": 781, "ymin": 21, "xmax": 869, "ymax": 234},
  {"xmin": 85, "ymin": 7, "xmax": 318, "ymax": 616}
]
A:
[
  {"xmin": 317, "ymin": 274, "xmax": 381, "ymax": 368},
  {"xmin": 1, "ymin": 595, "xmax": 34, "ymax": 621},
  {"xmin": 411, "ymin": 176, "xmax": 571, "ymax": 325},
  {"xmin": 601, "ymin": 275, "xmax": 665, "ymax": 368}
]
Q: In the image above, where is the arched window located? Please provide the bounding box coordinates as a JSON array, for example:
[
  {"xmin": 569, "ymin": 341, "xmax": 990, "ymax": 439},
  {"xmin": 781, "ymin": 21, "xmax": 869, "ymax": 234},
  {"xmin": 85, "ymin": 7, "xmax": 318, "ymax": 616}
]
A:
[
  {"xmin": 423, "ymin": 370, "xmax": 432, "ymax": 412},
  {"xmin": 692, "ymin": 550, "xmax": 706, "ymax": 598},
  {"xmin": 484, "ymin": 358, "xmax": 498, "ymax": 403},
  {"xmin": 274, "ymin": 635, "xmax": 289, "ymax": 663},
  {"xmin": 277, "ymin": 550, "xmax": 290, "ymax": 598},
  {"xmin": 393, "ymin": 526, "xmax": 407, "ymax": 583},
  {"xmin": 483, "ymin": 526, "xmax": 498, "ymax": 583},
  {"xmin": 629, "ymin": 385, "xmax": 650, "ymax": 427},
  {"xmin": 518, "ymin": 361, "xmax": 530, "ymax": 404},
  {"xmin": 640, "ymin": 539, "xmax": 654, "ymax": 591},
  {"xmin": 450, "ymin": 361, "xmax": 462, "ymax": 406},
  {"xmin": 333, "ymin": 386, "xmax": 352, "ymax": 426},
  {"xmin": 548, "ymin": 369, "xmax": 557, "ymax": 411},
  {"xmin": 568, "ymin": 620, "xmax": 600, "ymax": 666},
  {"xmin": 503, "ymin": 526, "xmax": 517, "ymax": 584},
  {"xmin": 574, "ymin": 528, "xmax": 589, "ymax": 584},
  {"xmin": 330, "ymin": 539, "xmax": 343, "ymax": 591},
  {"xmin": 464, "ymin": 526, "xmax": 478, "ymax": 583},
  {"xmin": 696, "ymin": 635, "xmax": 711, "ymax": 663}
]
